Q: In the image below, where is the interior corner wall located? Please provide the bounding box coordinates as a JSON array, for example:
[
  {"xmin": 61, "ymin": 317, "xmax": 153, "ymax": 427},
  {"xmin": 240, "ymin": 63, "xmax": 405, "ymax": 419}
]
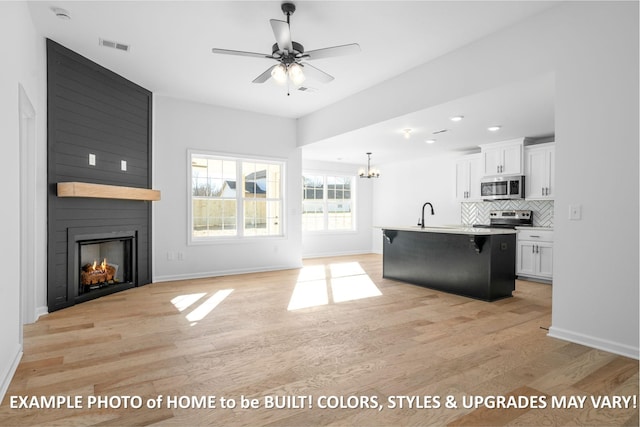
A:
[
  {"xmin": 0, "ymin": 2, "xmax": 46, "ymax": 403},
  {"xmin": 301, "ymin": 159, "xmax": 374, "ymax": 258},
  {"xmin": 153, "ymin": 96, "xmax": 302, "ymax": 282}
]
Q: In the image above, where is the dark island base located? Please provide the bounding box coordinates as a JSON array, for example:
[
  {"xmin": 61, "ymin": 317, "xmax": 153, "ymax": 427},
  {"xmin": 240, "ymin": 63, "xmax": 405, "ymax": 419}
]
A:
[{"xmin": 382, "ymin": 230, "xmax": 516, "ymax": 301}]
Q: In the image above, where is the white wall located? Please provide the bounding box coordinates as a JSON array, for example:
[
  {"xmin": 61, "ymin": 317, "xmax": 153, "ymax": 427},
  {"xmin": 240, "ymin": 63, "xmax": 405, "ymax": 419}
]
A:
[
  {"xmin": 298, "ymin": 2, "xmax": 639, "ymax": 358},
  {"xmin": 153, "ymin": 96, "xmax": 302, "ymax": 281},
  {"xmin": 370, "ymin": 155, "xmax": 461, "ymax": 254},
  {"xmin": 301, "ymin": 159, "xmax": 374, "ymax": 258},
  {"xmin": 550, "ymin": 2, "xmax": 639, "ymax": 358},
  {"xmin": 0, "ymin": 2, "xmax": 47, "ymax": 401}
]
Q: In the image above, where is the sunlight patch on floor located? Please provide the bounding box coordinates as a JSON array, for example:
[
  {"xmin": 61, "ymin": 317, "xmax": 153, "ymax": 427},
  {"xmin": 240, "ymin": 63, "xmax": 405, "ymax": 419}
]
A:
[
  {"xmin": 185, "ymin": 289, "xmax": 234, "ymax": 325},
  {"xmin": 171, "ymin": 293, "xmax": 206, "ymax": 312},
  {"xmin": 288, "ymin": 262, "xmax": 382, "ymax": 311}
]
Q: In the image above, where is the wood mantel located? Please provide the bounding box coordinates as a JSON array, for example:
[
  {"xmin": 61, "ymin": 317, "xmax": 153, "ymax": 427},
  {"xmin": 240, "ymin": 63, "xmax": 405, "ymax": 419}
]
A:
[{"xmin": 57, "ymin": 182, "xmax": 161, "ymax": 201}]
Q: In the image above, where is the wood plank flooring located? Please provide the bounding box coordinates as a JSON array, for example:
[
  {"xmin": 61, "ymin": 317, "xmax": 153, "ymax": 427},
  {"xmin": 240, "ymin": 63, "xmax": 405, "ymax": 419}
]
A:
[{"xmin": 1, "ymin": 254, "xmax": 637, "ymax": 426}]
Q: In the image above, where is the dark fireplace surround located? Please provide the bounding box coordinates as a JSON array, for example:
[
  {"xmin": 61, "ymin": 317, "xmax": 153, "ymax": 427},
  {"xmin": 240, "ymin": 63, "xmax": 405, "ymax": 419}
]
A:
[
  {"xmin": 69, "ymin": 228, "xmax": 137, "ymax": 304},
  {"xmin": 47, "ymin": 39, "xmax": 154, "ymax": 311}
]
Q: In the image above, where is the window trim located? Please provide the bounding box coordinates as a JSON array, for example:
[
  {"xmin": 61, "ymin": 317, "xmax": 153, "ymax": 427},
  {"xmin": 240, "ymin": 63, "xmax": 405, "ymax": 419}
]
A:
[
  {"xmin": 188, "ymin": 149, "xmax": 286, "ymax": 245},
  {"xmin": 302, "ymin": 170, "xmax": 357, "ymax": 234}
]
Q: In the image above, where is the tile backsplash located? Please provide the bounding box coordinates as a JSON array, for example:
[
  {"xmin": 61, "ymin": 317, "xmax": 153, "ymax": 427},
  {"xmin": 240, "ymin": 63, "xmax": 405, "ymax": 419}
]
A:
[{"xmin": 461, "ymin": 200, "xmax": 554, "ymax": 227}]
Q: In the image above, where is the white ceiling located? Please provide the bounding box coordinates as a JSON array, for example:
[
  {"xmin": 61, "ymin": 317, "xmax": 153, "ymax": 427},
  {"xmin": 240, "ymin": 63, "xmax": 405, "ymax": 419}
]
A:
[{"xmin": 27, "ymin": 1, "xmax": 557, "ymax": 164}]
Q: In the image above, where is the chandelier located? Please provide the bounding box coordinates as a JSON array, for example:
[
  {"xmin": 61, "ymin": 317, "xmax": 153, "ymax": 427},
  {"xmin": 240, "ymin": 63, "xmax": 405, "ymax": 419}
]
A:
[{"xmin": 358, "ymin": 152, "xmax": 380, "ymax": 179}]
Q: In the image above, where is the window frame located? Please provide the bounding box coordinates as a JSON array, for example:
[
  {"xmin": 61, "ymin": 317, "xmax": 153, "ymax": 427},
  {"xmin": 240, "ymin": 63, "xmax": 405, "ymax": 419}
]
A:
[
  {"xmin": 302, "ymin": 171, "xmax": 357, "ymax": 234},
  {"xmin": 188, "ymin": 149, "xmax": 286, "ymax": 244}
]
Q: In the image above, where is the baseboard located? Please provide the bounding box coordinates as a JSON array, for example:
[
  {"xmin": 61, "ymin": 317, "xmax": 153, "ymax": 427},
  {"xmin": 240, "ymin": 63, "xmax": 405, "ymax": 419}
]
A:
[
  {"xmin": 302, "ymin": 250, "xmax": 375, "ymax": 259},
  {"xmin": 153, "ymin": 262, "xmax": 303, "ymax": 283},
  {"xmin": 0, "ymin": 344, "xmax": 23, "ymax": 405},
  {"xmin": 548, "ymin": 326, "xmax": 639, "ymax": 360},
  {"xmin": 35, "ymin": 305, "xmax": 48, "ymax": 321}
]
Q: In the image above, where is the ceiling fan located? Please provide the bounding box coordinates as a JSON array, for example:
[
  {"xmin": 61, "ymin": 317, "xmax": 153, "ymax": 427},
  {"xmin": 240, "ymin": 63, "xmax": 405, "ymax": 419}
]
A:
[{"xmin": 212, "ymin": 2, "xmax": 360, "ymax": 92}]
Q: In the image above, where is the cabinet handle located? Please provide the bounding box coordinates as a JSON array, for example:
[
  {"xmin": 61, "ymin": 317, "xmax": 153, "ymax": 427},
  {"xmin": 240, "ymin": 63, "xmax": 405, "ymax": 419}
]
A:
[
  {"xmin": 536, "ymin": 245, "xmax": 539, "ymax": 253},
  {"xmin": 530, "ymin": 235, "xmax": 540, "ymax": 238},
  {"xmin": 532, "ymin": 246, "xmax": 535, "ymax": 253}
]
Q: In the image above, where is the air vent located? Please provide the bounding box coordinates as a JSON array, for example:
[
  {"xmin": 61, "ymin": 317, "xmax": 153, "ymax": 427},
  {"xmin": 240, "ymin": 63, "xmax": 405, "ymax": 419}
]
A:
[
  {"xmin": 297, "ymin": 86, "xmax": 318, "ymax": 93},
  {"xmin": 99, "ymin": 38, "xmax": 130, "ymax": 52}
]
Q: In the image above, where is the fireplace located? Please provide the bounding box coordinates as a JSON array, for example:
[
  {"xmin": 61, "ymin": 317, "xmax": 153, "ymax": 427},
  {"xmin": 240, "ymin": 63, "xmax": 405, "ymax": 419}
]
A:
[{"xmin": 68, "ymin": 228, "xmax": 137, "ymax": 304}]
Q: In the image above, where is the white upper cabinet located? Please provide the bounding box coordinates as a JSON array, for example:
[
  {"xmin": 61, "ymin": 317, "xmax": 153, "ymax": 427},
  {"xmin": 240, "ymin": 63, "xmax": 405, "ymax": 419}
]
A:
[
  {"xmin": 524, "ymin": 142, "xmax": 555, "ymax": 199},
  {"xmin": 455, "ymin": 153, "xmax": 482, "ymax": 201},
  {"xmin": 479, "ymin": 138, "xmax": 524, "ymax": 176}
]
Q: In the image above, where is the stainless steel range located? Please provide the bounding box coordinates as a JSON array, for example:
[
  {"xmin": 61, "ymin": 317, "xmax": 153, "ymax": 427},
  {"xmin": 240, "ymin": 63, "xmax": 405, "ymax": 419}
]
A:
[{"xmin": 473, "ymin": 210, "xmax": 533, "ymax": 229}]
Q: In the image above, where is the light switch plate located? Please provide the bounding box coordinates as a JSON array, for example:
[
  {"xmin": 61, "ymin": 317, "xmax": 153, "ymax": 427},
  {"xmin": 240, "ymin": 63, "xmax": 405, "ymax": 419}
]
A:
[
  {"xmin": 121, "ymin": 160, "xmax": 127, "ymax": 171},
  {"xmin": 89, "ymin": 153, "xmax": 96, "ymax": 166},
  {"xmin": 569, "ymin": 204, "xmax": 582, "ymax": 220}
]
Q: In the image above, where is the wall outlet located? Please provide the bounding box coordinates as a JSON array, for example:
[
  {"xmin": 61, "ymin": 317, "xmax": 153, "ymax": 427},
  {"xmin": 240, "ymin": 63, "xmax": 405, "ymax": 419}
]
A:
[
  {"xmin": 120, "ymin": 160, "xmax": 127, "ymax": 171},
  {"xmin": 569, "ymin": 204, "xmax": 582, "ymax": 220},
  {"xmin": 88, "ymin": 153, "xmax": 96, "ymax": 166}
]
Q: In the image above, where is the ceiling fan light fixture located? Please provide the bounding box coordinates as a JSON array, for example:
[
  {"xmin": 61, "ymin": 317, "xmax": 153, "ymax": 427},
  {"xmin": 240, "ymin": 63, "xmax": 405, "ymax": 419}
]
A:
[
  {"xmin": 271, "ymin": 64, "xmax": 288, "ymax": 85},
  {"xmin": 288, "ymin": 63, "xmax": 306, "ymax": 86}
]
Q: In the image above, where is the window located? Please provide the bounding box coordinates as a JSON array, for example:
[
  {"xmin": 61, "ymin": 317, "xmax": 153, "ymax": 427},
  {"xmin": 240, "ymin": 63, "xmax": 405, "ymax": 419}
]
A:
[
  {"xmin": 191, "ymin": 152, "xmax": 284, "ymax": 240},
  {"xmin": 302, "ymin": 174, "xmax": 355, "ymax": 232}
]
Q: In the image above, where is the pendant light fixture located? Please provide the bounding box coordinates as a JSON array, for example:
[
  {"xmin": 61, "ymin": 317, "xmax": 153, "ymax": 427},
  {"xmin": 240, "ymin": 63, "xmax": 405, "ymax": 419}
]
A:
[{"xmin": 358, "ymin": 152, "xmax": 380, "ymax": 179}]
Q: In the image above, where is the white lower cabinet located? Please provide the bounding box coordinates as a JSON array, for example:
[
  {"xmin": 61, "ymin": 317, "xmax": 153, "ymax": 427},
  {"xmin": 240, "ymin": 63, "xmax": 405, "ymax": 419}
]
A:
[{"xmin": 517, "ymin": 229, "xmax": 553, "ymax": 281}]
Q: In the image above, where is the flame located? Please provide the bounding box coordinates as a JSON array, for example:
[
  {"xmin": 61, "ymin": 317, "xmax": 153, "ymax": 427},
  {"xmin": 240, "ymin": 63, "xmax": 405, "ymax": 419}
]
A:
[{"xmin": 89, "ymin": 259, "xmax": 108, "ymax": 272}]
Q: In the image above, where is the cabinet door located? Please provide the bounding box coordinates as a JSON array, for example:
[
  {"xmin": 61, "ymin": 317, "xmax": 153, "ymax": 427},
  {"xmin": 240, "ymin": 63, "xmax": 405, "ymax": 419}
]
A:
[
  {"xmin": 525, "ymin": 148, "xmax": 548, "ymax": 198},
  {"xmin": 502, "ymin": 144, "xmax": 523, "ymax": 175},
  {"xmin": 467, "ymin": 155, "xmax": 483, "ymax": 200},
  {"xmin": 483, "ymin": 147, "xmax": 502, "ymax": 175},
  {"xmin": 517, "ymin": 241, "xmax": 537, "ymax": 276},
  {"xmin": 537, "ymin": 243, "xmax": 553, "ymax": 278},
  {"xmin": 546, "ymin": 146, "xmax": 555, "ymax": 198},
  {"xmin": 455, "ymin": 159, "xmax": 470, "ymax": 200}
]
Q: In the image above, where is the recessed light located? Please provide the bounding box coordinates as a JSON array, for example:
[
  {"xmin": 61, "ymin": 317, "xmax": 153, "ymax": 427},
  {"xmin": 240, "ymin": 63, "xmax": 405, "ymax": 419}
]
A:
[
  {"xmin": 450, "ymin": 116, "xmax": 464, "ymax": 122},
  {"xmin": 402, "ymin": 128, "xmax": 413, "ymax": 139},
  {"xmin": 425, "ymin": 139, "xmax": 436, "ymax": 144},
  {"xmin": 487, "ymin": 125, "xmax": 502, "ymax": 132}
]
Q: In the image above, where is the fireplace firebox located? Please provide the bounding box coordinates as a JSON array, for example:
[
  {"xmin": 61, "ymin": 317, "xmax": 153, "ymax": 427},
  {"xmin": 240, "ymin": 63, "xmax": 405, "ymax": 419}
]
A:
[{"xmin": 68, "ymin": 229, "xmax": 137, "ymax": 303}]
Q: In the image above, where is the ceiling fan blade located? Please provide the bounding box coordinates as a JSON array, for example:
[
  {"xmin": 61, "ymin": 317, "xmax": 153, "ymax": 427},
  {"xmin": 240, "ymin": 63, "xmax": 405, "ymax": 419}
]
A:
[
  {"xmin": 212, "ymin": 48, "xmax": 272, "ymax": 59},
  {"xmin": 304, "ymin": 43, "xmax": 361, "ymax": 60},
  {"xmin": 270, "ymin": 19, "xmax": 293, "ymax": 53},
  {"xmin": 252, "ymin": 65, "xmax": 277, "ymax": 83},
  {"xmin": 301, "ymin": 62, "xmax": 334, "ymax": 83}
]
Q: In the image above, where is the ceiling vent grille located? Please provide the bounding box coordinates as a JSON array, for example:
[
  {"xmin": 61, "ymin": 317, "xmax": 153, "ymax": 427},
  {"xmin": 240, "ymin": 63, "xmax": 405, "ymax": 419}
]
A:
[
  {"xmin": 297, "ymin": 86, "xmax": 318, "ymax": 93},
  {"xmin": 99, "ymin": 38, "xmax": 130, "ymax": 52}
]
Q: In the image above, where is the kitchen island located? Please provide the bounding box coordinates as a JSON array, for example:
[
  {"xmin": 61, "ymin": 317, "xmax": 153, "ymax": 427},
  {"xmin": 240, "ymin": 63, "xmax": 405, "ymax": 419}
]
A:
[{"xmin": 381, "ymin": 226, "xmax": 517, "ymax": 301}]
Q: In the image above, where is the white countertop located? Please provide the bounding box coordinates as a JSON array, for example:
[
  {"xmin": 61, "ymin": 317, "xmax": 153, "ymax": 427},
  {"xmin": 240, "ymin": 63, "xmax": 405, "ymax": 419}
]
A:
[
  {"xmin": 378, "ymin": 225, "xmax": 517, "ymax": 235},
  {"xmin": 516, "ymin": 226, "xmax": 554, "ymax": 231}
]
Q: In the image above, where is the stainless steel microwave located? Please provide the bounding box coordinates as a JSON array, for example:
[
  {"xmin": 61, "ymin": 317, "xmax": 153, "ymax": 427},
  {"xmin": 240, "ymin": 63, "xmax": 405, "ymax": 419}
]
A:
[{"xmin": 480, "ymin": 175, "xmax": 525, "ymax": 200}]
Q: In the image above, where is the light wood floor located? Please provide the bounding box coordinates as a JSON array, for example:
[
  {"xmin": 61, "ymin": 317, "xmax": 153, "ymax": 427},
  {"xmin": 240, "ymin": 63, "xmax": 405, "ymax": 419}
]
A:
[{"xmin": 1, "ymin": 254, "xmax": 637, "ymax": 426}]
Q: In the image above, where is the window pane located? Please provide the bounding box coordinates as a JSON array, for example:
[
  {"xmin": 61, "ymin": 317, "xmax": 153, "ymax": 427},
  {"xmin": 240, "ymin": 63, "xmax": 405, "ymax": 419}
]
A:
[
  {"xmin": 192, "ymin": 154, "xmax": 283, "ymax": 239},
  {"xmin": 244, "ymin": 200, "xmax": 281, "ymax": 236},
  {"xmin": 302, "ymin": 174, "xmax": 355, "ymax": 232},
  {"xmin": 192, "ymin": 198, "xmax": 237, "ymax": 237}
]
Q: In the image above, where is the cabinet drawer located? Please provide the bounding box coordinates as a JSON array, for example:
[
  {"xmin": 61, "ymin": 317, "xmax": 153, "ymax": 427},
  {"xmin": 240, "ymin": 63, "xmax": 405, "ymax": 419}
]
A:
[{"xmin": 518, "ymin": 229, "xmax": 553, "ymax": 242}]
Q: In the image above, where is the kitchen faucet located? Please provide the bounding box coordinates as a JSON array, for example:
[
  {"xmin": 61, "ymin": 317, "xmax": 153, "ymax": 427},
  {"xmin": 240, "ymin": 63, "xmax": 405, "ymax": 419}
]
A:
[{"xmin": 418, "ymin": 202, "xmax": 435, "ymax": 228}]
